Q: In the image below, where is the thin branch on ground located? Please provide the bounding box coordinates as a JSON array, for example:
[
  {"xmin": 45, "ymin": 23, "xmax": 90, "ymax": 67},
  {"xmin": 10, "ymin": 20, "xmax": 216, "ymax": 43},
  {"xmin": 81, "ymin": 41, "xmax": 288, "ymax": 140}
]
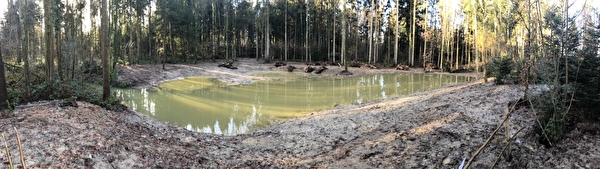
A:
[
  {"xmin": 527, "ymin": 98, "xmax": 553, "ymax": 147},
  {"xmin": 464, "ymin": 100, "xmax": 519, "ymax": 169},
  {"xmin": 14, "ymin": 128, "xmax": 26, "ymax": 169},
  {"xmin": 490, "ymin": 127, "xmax": 525, "ymax": 169},
  {"xmin": 2, "ymin": 133, "xmax": 14, "ymax": 169}
]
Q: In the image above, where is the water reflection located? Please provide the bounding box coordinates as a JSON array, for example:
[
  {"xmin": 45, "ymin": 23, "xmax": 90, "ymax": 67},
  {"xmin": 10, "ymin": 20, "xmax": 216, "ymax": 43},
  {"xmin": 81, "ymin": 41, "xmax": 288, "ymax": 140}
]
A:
[{"xmin": 115, "ymin": 73, "xmax": 473, "ymax": 135}]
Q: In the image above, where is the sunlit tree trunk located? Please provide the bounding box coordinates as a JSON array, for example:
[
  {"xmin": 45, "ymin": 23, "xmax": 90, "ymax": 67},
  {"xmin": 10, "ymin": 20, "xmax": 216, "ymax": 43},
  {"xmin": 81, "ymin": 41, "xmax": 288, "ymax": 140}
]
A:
[
  {"xmin": 394, "ymin": 0, "xmax": 399, "ymax": 65},
  {"xmin": 409, "ymin": 0, "xmax": 416, "ymax": 66},
  {"xmin": 473, "ymin": 0, "xmax": 479, "ymax": 75}
]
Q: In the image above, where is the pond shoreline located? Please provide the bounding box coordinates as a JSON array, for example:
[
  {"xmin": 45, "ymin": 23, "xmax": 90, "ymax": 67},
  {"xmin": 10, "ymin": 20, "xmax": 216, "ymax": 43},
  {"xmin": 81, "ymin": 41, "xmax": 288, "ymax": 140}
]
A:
[
  {"xmin": 117, "ymin": 58, "xmax": 478, "ymax": 89},
  {"xmin": 1, "ymin": 59, "xmax": 598, "ymax": 168}
]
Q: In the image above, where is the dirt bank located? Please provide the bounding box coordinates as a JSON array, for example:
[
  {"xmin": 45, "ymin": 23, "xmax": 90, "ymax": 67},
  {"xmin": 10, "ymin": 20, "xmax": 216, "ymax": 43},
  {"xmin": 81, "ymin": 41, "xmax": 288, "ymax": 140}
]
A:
[
  {"xmin": 117, "ymin": 58, "xmax": 474, "ymax": 88},
  {"xmin": 1, "ymin": 59, "xmax": 598, "ymax": 168}
]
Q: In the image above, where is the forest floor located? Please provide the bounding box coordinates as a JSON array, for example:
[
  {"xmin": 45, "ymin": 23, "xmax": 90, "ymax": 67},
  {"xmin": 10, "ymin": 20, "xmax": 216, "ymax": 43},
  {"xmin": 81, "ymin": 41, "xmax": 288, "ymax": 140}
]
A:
[{"xmin": 1, "ymin": 58, "xmax": 599, "ymax": 168}]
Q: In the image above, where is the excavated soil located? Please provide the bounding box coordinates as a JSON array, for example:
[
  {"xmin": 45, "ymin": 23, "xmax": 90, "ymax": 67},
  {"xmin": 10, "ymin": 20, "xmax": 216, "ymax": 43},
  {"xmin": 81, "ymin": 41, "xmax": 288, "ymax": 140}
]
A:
[{"xmin": 0, "ymin": 58, "xmax": 598, "ymax": 168}]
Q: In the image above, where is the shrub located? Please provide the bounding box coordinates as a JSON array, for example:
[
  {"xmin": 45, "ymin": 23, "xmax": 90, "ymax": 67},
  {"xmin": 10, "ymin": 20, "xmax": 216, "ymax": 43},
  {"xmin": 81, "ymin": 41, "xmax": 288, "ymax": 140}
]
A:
[
  {"xmin": 486, "ymin": 56, "xmax": 514, "ymax": 85},
  {"xmin": 7, "ymin": 79, "xmax": 124, "ymax": 111}
]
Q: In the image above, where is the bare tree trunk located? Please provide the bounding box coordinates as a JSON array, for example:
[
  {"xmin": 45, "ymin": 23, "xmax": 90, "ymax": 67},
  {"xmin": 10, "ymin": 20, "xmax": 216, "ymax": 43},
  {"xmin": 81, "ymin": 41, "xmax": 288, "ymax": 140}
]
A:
[
  {"xmin": 368, "ymin": 0, "xmax": 374, "ymax": 63},
  {"xmin": 285, "ymin": 0, "xmax": 288, "ymax": 61},
  {"xmin": 333, "ymin": 10, "xmax": 336, "ymax": 63},
  {"xmin": 0, "ymin": 38, "xmax": 7, "ymax": 107},
  {"xmin": 265, "ymin": 0, "xmax": 270, "ymax": 62},
  {"xmin": 473, "ymin": 0, "xmax": 479, "ymax": 75},
  {"xmin": 101, "ymin": 0, "xmax": 110, "ymax": 100},
  {"xmin": 212, "ymin": 2, "xmax": 216, "ymax": 62},
  {"xmin": 305, "ymin": 2, "xmax": 309, "ymax": 62},
  {"xmin": 394, "ymin": 0, "xmax": 399, "ymax": 65},
  {"xmin": 44, "ymin": 0, "xmax": 55, "ymax": 82},
  {"xmin": 409, "ymin": 0, "xmax": 417, "ymax": 66},
  {"xmin": 56, "ymin": 28, "xmax": 62, "ymax": 79},
  {"xmin": 149, "ymin": 1, "xmax": 154, "ymax": 64},
  {"xmin": 341, "ymin": 0, "xmax": 346, "ymax": 70}
]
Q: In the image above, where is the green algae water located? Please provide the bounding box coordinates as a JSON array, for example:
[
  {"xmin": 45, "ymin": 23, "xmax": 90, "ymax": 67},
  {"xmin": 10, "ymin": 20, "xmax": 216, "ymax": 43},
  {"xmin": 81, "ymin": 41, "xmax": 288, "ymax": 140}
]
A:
[{"xmin": 115, "ymin": 73, "xmax": 473, "ymax": 135}]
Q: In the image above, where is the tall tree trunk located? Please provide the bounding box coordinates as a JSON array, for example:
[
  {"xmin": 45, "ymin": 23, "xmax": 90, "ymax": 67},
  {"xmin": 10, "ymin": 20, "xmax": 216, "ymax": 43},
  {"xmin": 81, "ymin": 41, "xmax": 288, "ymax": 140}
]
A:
[
  {"xmin": 473, "ymin": 0, "xmax": 479, "ymax": 75},
  {"xmin": 56, "ymin": 28, "xmax": 62, "ymax": 79},
  {"xmin": 333, "ymin": 10, "xmax": 336, "ymax": 63},
  {"xmin": 44, "ymin": 0, "xmax": 55, "ymax": 82},
  {"xmin": 24, "ymin": 31, "xmax": 31, "ymax": 97},
  {"xmin": 149, "ymin": 1, "xmax": 154, "ymax": 64},
  {"xmin": 368, "ymin": 0, "xmax": 374, "ymax": 63},
  {"xmin": 284, "ymin": 0, "xmax": 288, "ymax": 61},
  {"xmin": 409, "ymin": 0, "xmax": 417, "ymax": 66},
  {"xmin": 212, "ymin": 2, "xmax": 216, "ymax": 62},
  {"xmin": 341, "ymin": 0, "xmax": 346, "ymax": 70},
  {"xmin": 20, "ymin": 0, "xmax": 31, "ymax": 97},
  {"xmin": 265, "ymin": 0, "xmax": 270, "ymax": 62},
  {"xmin": 225, "ymin": 1, "xmax": 229, "ymax": 60},
  {"xmin": 305, "ymin": 2, "xmax": 309, "ymax": 62},
  {"xmin": 129, "ymin": 12, "xmax": 134, "ymax": 64},
  {"xmin": 101, "ymin": 0, "xmax": 110, "ymax": 101},
  {"xmin": 394, "ymin": 0, "xmax": 399, "ymax": 65},
  {"xmin": 0, "ymin": 38, "xmax": 7, "ymax": 108}
]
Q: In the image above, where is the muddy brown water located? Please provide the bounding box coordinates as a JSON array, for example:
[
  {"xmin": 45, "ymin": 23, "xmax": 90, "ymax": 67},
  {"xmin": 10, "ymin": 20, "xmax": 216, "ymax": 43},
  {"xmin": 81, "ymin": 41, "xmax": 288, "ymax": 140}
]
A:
[{"xmin": 115, "ymin": 73, "xmax": 473, "ymax": 135}]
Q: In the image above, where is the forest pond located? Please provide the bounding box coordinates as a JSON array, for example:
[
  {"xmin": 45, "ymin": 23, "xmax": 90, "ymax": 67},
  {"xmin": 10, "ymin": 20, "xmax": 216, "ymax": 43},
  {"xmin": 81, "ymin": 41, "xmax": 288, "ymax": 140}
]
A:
[{"xmin": 115, "ymin": 73, "xmax": 473, "ymax": 135}]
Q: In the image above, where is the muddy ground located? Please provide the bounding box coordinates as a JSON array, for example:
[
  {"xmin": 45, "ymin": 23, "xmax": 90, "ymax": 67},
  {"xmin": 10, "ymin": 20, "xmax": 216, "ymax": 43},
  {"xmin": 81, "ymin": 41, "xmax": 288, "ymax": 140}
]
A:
[{"xmin": 0, "ymin": 58, "xmax": 598, "ymax": 168}]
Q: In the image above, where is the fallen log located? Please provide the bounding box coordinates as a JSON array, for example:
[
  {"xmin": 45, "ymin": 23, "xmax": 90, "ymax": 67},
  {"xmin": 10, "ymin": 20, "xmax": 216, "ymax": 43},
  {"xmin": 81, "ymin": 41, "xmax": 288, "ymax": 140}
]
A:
[
  {"xmin": 15, "ymin": 96, "xmax": 79, "ymax": 109},
  {"xmin": 274, "ymin": 61, "xmax": 287, "ymax": 67},
  {"xmin": 286, "ymin": 65, "xmax": 297, "ymax": 72},
  {"xmin": 349, "ymin": 61, "xmax": 361, "ymax": 67},
  {"xmin": 425, "ymin": 63, "xmax": 436, "ymax": 72},
  {"xmin": 218, "ymin": 60, "xmax": 237, "ymax": 69},
  {"xmin": 395, "ymin": 64, "xmax": 410, "ymax": 70},
  {"xmin": 360, "ymin": 64, "xmax": 378, "ymax": 69},
  {"xmin": 314, "ymin": 66, "xmax": 328, "ymax": 74},
  {"xmin": 336, "ymin": 70, "xmax": 353, "ymax": 75},
  {"xmin": 304, "ymin": 65, "xmax": 315, "ymax": 73}
]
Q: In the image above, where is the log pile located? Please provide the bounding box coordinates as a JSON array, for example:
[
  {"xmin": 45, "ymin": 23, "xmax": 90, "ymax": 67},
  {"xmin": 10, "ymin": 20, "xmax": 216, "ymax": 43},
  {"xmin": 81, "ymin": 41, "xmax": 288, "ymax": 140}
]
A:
[
  {"xmin": 15, "ymin": 96, "xmax": 79, "ymax": 109},
  {"xmin": 395, "ymin": 64, "xmax": 410, "ymax": 70},
  {"xmin": 349, "ymin": 61, "xmax": 361, "ymax": 67},
  {"xmin": 360, "ymin": 64, "xmax": 378, "ymax": 69},
  {"xmin": 304, "ymin": 65, "xmax": 315, "ymax": 73},
  {"xmin": 425, "ymin": 63, "xmax": 436, "ymax": 72},
  {"xmin": 314, "ymin": 66, "xmax": 328, "ymax": 74},
  {"xmin": 286, "ymin": 65, "xmax": 296, "ymax": 72},
  {"xmin": 336, "ymin": 70, "xmax": 353, "ymax": 75},
  {"xmin": 274, "ymin": 61, "xmax": 287, "ymax": 67},
  {"xmin": 218, "ymin": 60, "xmax": 237, "ymax": 69},
  {"xmin": 327, "ymin": 62, "xmax": 342, "ymax": 66}
]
